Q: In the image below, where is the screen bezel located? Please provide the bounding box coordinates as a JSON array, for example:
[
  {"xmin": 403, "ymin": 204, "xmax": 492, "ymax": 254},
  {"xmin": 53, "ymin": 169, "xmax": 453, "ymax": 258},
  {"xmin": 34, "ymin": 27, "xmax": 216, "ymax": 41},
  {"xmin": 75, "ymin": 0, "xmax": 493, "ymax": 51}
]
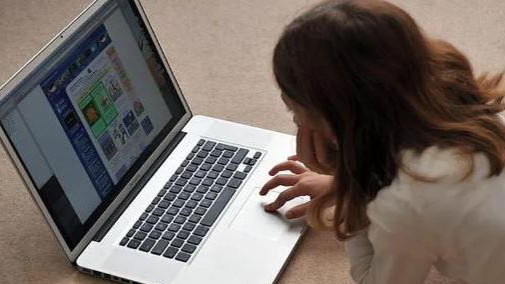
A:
[{"xmin": 0, "ymin": 0, "xmax": 192, "ymax": 262}]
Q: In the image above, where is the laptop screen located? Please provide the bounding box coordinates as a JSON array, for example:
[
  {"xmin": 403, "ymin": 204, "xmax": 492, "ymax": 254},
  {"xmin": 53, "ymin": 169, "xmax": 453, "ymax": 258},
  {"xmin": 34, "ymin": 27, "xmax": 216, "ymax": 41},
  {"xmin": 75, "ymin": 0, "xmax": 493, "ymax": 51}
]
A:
[{"xmin": 0, "ymin": 0, "xmax": 186, "ymax": 250}]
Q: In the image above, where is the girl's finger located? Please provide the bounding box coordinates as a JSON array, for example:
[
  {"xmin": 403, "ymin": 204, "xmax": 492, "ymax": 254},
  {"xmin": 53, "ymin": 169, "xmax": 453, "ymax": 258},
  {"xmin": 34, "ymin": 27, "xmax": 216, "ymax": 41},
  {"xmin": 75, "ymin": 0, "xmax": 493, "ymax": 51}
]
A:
[
  {"xmin": 285, "ymin": 203, "xmax": 310, "ymax": 219},
  {"xmin": 264, "ymin": 185, "xmax": 307, "ymax": 211},
  {"xmin": 260, "ymin": 174, "xmax": 299, "ymax": 195},
  {"xmin": 287, "ymin": 155, "xmax": 299, "ymax": 161},
  {"xmin": 269, "ymin": 160, "xmax": 307, "ymax": 176}
]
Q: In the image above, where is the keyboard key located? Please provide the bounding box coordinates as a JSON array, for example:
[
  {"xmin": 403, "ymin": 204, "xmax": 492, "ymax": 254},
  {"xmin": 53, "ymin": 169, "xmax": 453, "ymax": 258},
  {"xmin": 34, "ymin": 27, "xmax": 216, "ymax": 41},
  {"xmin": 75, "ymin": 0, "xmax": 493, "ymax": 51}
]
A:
[
  {"xmin": 191, "ymin": 193, "xmax": 203, "ymax": 201},
  {"xmin": 216, "ymin": 177, "xmax": 228, "ymax": 186},
  {"xmin": 162, "ymin": 231, "xmax": 175, "ymax": 240},
  {"xmin": 187, "ymin": 164, "xmax": 198, "ymax": 172},
  {"xmin": 183, "ymin": 223, "xmax": 196, "ymax": 231},
  {"xmin": 196, "ymin": 151, "xmax": 209, "ymax": 158},
  {"xmin": 152, "ymin": 208, "xmax": 164, "ymax": 217},
  {"xmin": 185, "ymin": 200, "xmax": 198, "ymax": 209},
  {"xmin": 226, "ymin": 163, "xmax": 238, "ymax": 171},
  {"xmin": 202, "ymin": 141, "xmax": 216, "ymax": 151},
  {"xmin": 181, "ymin": 160, "xmax": 189, "ymax": 167},
  {"xmin": 149, "ymin": 230, "xmax": 162, "ymax": 239},
  {"xmin": 176, "ymin": 252, "xmax": 191, "ymax": 262},
  {"xmin": 164, "ymin": 193, "xmax": 177, "ymax": 201},
  {"xmin": 133, "ymin": 220, "xmax": 142, "ymax": 229},
  {"xmin": 173, "ymin": 199, "xmax": 185, "ymax": 208},
  {"xmin": 179, "ymin": 192, "xmax": 190, "ymax": 200},
  {"xmin": 181, "ymin": 171, "xmax": 192, "ymax": 179},
  {"xmin": 180, "ymin": 207, "xmax": 192, "ymax": 216},
  {"xmin": 146, "ymin": 216, "xmax": 159, "ymax": 224},
  {"xmin": 194, "ymin": 207, "xmax": 207, "ymax": 215},
  {"xmin": 216, "ymin": 143, "xmax": 226, "ymax": 150},
  {"xmin": 127, "ymin": 239, "xmax": 141, "ymax": 249},
  {"xmin": 253, "ymin": 152, "xmax": 262, "ymax": 159},
  {"xmin": 140, "ymin": 238, "xmax": 156, "ymax": 252},
  {"xmin": 163, "ymin": 246, "xmax": 178, "ymax": 258},
  {"xmin": 176, "ymin": 167, "xmax": 184, "ymax": 174},
  {"xmin": 177, "ymin": 230, "xmax": 190, "ymax": 240},
  {"xmin": 224, "ymin": 144, "xmax": 238, "ymax": 151},
  {"xmin": 248, "ymin": 159, "xmax": 257, "ymax": 166},
  {"xmin": 140, "ymin": 224, "xmax": 154, "ymax": 232},
  {"xmin": 228, "ymin": 178, "xmax": 242, "ymax": 189},
  {"xmin": 210, "ymin": 149, "xmax": 222, "ymax": 157},
  {"xmin": 183, "ymin": 185, "xmax": 196, "ymax": 193},
  {"xmin": 158, "ymin": 189, "xmax": 167, "ymax": 197},
  {"xmin": 194, "ymin": 226, "xmax": 209, "ymax": 237},
  {"xmin": 151, "ymin": 239, "xmax": 169, "ymax": 255},
  {"xmin": 244, "ymin": 165, "xmax": 252, "ymax": 173},
  {"xmin": 195, "ymin": 170, "xmax": 206, "ymax": 178},
  {"xmin": 221, "ymin": 170, "xmax": 233, "ymax": 178},
  {"xmin": 233, "ymin": 172, "xmax": 247, "ymax": 180},
  {"xmin": 201, "ymin": 187, "xmax": 235, "ymax": 227},
  {"xmin": 169, "ymin": 186, "xmax": 182, "ymax": 194},
  {"xmin": 167, "ymin": 207, "xmax": 179, "ymax": 215},
  {"xmin": 189, "ymin": 177, "xmax": 202, "ymax": 186},
  {"xmin": 231, "ymin": 149, "xmax": 248, "ymax": 164},
  {"xmin": 140, "ymin": 212, "xmax": 148, "ymax": 221},
  {"xmin": 164, "ymin": 181, "xmax": 173, "ymax": 189},
  {"xmin": 175, "ymin": 178, "xmax": 188, "ymax": 186},
  {"xmin": 200, "ymin": 199, "xmax": 212, "ymax": 208},
  {"xmin": 212, "ymin": 164, "xmax": 224, "ymax": 172},
  {"xmin": 126, "ymin": 229, "xmax": 135, "ymax": 238},
  {"xmin": 134, "ymin": 231, "xmax": 147, "ymax": 241},
  {"xmin": 244, "ymin": 158, "xmax": 253, "ymax": 165},
  {"xmin": 168, "ymin": 224, "xmax": 181, "ymax": 232},
  {"xmin": 200, "ymin": 164, "xmax": 211, "ymax": 171},
  {"xmin": 205, "ymin": 192, "xmax": 217, "ymax": 200},
  {"xmin": 217, "ymin": 158, "xmax": 229, "ymax": 165},
  {"xmin": 207, "ymin": 171, "xmax": 219, "ymax": 179},
  {"xmin": 223, "ymin": 151, "xmax": 234, "ymax": 158},
  {"xmin": 181, "ymin": 244, "xmax": 197, "ymax": 254},
  {"xmin": 191, "ymin": 157, "xmax": 204, "ymax": 165},
  {"xmin": 155, "ymin": 223, "xmax": 168, "ymax": 231},
  {"xmin": 169, "ymin": 174, "xmax": 178, "ymax": 182},
  {"xmin": 161, "ymin": 214, "xmax": 174, "ymax": 223},
  {"xmin": 172, "ymin": 238, "xmax": 184, "ymax": 248},
  {"xmin": 120, "ymin": 237, "xmax": 129, "ymax": 246},
  {"xmin": 196, "ymin": 186, "xmax": 209, "ymax": 194},
  {"xmin": 205, "ymin": 156, "xmax": 217, "ymax": 164},
  {"xmin": 186, "ymin": 153, "xmax": 195, "ymax": 160},
  {"xmin": 189, "ymin": 214, "xmax": 202, "ymax": 223},
  {"xmin": 174, "ymin": 216, "xmax": 187, "ymax": 224},
  {"xmin": 202, "ymin": 178, "xmax": 213, "ymax": 186},
  {"xmin": 158, "ymin": 200, "xmax": 170, "ymax": 209},
  {"xmin": 197, "ymin": 139, "xmax": 205, "ymax": 146},
  {"xmin": 210, "ymin": 185, "xmax": 223, "ymax": 193},
  {"xmin": 187, "ymin": 235, "xmax": 203, "ymax": 245}
]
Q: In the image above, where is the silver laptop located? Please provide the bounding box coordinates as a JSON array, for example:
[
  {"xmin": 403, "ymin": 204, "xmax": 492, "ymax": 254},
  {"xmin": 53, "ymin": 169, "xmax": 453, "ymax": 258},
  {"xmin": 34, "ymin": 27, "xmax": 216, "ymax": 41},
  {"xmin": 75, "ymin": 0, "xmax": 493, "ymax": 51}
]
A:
[{"xmin": 0, "ymin": 0, "xmax": 306, "ymax": 283}]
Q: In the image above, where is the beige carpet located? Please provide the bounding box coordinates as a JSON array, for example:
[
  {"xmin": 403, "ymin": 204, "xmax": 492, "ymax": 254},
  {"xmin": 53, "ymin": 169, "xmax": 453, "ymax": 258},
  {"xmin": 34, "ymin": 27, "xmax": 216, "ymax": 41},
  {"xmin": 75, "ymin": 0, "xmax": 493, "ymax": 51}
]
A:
[{"xmin": 1, "ymin": 0, "xmax": 504, "ymax": 283}]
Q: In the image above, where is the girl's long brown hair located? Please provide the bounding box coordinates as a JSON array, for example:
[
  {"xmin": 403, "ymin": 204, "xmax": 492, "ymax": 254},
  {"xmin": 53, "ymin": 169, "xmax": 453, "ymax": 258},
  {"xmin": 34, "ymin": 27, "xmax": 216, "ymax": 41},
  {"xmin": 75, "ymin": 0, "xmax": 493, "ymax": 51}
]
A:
[{"xmin": 273, "ymin": 0, "xmax": 505, "ymax": 240}]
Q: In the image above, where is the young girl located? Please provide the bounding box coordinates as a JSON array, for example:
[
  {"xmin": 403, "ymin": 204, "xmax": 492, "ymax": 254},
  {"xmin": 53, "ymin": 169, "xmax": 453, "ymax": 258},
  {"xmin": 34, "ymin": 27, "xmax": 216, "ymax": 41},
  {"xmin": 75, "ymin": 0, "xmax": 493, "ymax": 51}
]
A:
[{"xmin": 259, "ymin": 0, "xmax": 505, "ymax": 283}]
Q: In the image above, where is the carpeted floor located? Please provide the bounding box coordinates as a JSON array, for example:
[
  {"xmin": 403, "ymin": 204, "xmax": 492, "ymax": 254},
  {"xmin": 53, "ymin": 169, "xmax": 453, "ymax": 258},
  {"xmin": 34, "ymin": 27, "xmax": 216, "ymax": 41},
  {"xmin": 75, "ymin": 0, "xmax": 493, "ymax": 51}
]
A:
[{"xmin": 1, "ymin": 0, "xmax": 504, "ymax": 283}]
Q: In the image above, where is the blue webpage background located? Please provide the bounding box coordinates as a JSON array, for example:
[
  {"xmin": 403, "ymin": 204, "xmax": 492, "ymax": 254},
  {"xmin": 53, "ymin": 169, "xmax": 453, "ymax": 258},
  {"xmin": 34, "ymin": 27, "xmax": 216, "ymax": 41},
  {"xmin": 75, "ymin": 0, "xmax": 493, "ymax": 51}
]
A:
[{"xmin": 40, "ymin": 25, "xmax": 115, "ymax": 199}]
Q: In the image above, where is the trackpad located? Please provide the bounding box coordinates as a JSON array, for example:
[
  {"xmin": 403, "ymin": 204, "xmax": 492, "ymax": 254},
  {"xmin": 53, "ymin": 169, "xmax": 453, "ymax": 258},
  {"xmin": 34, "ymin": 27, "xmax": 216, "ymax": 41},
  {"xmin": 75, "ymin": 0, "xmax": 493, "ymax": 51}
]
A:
[{"xmin": 229, "ymin": 187, "xmax": 307, "ymax": 241}]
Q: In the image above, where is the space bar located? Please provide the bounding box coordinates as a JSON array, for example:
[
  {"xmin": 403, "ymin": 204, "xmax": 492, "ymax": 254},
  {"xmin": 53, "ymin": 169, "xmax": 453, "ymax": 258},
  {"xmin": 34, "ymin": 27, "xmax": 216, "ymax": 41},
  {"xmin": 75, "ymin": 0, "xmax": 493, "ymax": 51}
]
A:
[{"xmin": 201, "ymin": 187, "xmax": 235, "ymax": 227}]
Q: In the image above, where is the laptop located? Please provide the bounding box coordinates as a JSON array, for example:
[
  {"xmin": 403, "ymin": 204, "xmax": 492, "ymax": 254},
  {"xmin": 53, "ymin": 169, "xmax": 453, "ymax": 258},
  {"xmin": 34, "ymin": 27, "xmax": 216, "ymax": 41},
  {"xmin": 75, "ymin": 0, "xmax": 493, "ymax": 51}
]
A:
[{"xmin": 0, "ymin": 0, "xmax": 307, "ymax": 283}]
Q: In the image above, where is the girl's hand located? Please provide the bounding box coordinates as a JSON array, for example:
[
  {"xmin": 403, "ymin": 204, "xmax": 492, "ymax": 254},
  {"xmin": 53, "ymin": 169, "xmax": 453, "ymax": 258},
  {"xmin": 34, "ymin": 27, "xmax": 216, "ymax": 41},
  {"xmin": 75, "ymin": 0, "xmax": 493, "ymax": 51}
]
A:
[
  {"xmin": 294, "ymin": 126, "xmax": 337, "ymax": 175},
  {"xmin": 259, "ymin": 159, "xmax": 334, "ymax": 219}
]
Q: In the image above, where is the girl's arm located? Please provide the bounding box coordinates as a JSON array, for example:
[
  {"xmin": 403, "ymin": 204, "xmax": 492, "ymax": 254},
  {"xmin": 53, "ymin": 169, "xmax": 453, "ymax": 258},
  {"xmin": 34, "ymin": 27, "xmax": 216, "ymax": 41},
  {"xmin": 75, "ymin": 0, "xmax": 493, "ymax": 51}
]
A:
[{"xmin": 346, "ymin": 226, "xmax": 435, "ymax": 284}]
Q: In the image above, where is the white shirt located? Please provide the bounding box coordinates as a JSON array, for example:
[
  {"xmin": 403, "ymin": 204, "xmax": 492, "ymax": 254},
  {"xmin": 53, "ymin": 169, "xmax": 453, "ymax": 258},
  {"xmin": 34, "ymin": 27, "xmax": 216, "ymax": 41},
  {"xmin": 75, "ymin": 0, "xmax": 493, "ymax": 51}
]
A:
[{"xmin": 346, "ymin": 146, "xmax": 505, "ymax": 284}]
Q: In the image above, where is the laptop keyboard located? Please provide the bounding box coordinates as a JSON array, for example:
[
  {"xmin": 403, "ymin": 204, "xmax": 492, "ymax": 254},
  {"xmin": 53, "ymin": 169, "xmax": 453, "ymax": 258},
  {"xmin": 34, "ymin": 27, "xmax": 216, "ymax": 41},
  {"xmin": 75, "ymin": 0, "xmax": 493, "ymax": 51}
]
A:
[{"xmin": 119, "ymin": 138, "xmax": 261, "ymax": 263}]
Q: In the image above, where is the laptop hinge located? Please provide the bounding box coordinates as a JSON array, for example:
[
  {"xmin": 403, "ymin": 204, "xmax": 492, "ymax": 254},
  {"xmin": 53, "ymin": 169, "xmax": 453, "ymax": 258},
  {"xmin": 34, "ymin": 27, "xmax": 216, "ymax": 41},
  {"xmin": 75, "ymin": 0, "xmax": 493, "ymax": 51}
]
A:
[{"xmin": 91, "ymin": 130, "xmax": 187, "ymax": 243}]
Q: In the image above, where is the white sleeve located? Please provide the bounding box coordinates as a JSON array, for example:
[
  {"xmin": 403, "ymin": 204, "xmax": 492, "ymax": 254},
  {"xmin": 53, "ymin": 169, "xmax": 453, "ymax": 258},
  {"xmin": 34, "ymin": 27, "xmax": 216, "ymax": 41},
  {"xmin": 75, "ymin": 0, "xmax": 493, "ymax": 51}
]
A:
[
  {"xmin": 345, "ymin": 185, "xmax": 438, "ymax": 284},
  {"xmin": 346, "ymin": 225, "xmax": 435, "ymax": 284}
]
